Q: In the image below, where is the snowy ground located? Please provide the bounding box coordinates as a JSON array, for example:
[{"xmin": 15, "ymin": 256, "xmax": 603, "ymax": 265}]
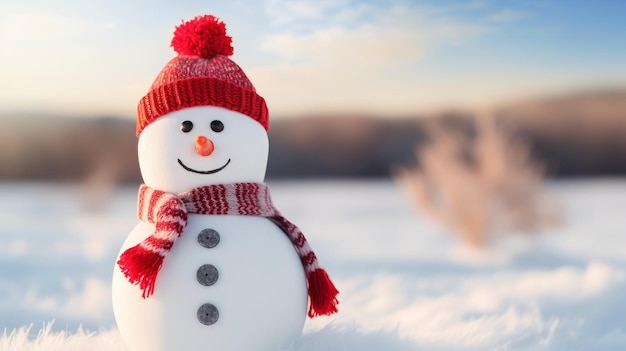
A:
[{"xmin": 1, "ymin": 179, "xmax": 626, "ymax": 350}]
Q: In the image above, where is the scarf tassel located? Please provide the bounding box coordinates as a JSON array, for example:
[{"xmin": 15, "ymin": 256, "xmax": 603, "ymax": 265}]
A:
[
  {"xmin": 117, "ymin": 245, "xmax": 164, "ymax": 299},
  {"xmin": 306, "ymin": 268, "xmax": 339, "ymax": 317}
]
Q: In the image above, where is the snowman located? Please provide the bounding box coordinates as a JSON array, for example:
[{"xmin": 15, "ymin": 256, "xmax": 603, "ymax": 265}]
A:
[{"xmin": 112, "ymin": 15, "xmax": 338, "ymax": 351}]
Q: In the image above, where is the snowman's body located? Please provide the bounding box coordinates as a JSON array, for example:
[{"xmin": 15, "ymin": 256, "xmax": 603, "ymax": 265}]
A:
[
  {"xmin": 112, "ymin": 106, "xmax": 309, "ymax": 351},
  {"xmin": 112, "ymin": 215, "xmax": 307, "ymax": 351}
]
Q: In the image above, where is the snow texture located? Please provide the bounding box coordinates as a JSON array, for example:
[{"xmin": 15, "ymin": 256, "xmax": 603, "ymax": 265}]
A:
[
  {"xmin": 1, "ymin": 322, "xmax": 417, "ymax": 351},
  {"xmin": 1, "ymin": 180, "xmax": 626, "ymax": 350}
]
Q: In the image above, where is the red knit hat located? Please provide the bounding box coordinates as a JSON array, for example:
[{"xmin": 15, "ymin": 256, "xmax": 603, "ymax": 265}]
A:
[{"xmin": 136, "ymin": 15, "xmax": 269, "ymax": 137}]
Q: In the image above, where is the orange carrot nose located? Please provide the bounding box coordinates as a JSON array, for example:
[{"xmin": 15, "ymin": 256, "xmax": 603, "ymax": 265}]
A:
[{"xmin": 195, "ymin": 136, "xmax": 214, "ymax": 156}]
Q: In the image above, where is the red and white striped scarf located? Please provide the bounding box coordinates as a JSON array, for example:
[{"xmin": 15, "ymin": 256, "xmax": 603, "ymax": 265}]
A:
[{"xmin": 117, "ymin": 183, "xmax": 339, "ymax": 318}]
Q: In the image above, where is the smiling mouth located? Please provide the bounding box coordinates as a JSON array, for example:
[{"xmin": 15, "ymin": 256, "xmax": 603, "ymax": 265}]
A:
[{"xmin": 177, "ymin": 158, "xmax": 231, "ymax": 174}]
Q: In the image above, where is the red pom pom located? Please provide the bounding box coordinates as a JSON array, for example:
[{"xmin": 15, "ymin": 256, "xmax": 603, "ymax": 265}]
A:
[{"xmin": 171, "ymin": 15, "xmax": 233, "ymax": 59}]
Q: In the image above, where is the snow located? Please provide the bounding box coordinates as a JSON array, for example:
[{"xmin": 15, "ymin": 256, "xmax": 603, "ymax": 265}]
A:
[{"xmin": 1, "ymin": 179, "xmax": 626, "ymax": 350}]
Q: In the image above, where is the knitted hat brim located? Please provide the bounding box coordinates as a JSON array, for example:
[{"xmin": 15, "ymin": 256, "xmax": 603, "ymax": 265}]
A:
[{"xmin": 137, "ymin": 77, "xmax": 269, "ymax": 137}]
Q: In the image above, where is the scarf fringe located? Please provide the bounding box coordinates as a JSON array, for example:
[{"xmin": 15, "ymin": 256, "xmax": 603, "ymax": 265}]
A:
[
  {"xmin": 117, "ymin": 245, "xmax": 164, "ymax": 299},
  {"xmin": 307, "ymin": 268, "xmax": 339, "ymax": 317}
]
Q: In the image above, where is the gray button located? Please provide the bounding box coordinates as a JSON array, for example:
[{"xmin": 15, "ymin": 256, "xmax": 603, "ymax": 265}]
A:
[
  {"xmin": 198, "ymin": 229, "xmax": 220, "ymax": 248},
  {"xmin": 196, "ymin": 264, "xmax": 219, "ymax": 286},
  {"xmin": 197, "ymin": 303, "xmax": 219, "ymax": 325}
]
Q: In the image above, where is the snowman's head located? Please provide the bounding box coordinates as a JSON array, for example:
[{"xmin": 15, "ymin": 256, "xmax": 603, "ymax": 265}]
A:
[
  {"xmin": 134, "ymin": 15, "xmax": 273, "ymax": 193},
  {"xmin": 138, "ymin": 106, "xmax": 269, "ymax": 193}
]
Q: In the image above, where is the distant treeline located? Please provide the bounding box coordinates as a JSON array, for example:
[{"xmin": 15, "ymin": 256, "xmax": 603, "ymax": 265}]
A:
[{"xmin": 1, "ymin": 90, "xmax": 625, "ymax": 183}]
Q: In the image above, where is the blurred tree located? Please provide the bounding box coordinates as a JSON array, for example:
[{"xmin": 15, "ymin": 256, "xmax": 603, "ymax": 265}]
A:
[{"xmin": 395, "ymin": 112, "xmax": 560, "ymax": 247}]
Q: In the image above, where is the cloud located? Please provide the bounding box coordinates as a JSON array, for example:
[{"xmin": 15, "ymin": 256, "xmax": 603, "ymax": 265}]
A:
[
  {"xmin": 261, "ymin": 4, "xmax": 486, "ymax": 66},
  {"xmin": 264, "ymin": 0, "xmax": 353, "ymax": 25},
  {"xmin": 261, "ymin": 25, "xmax": 425, "ymax": 67},
  {"xmin": 0, "ymin": 11, "xmax": 135, "ymax": 116},
  {"xmin": 0, "ymin": 12, "xmax": 116, "ymax": 42},
  {"xmin": 251, "ymin": 3, "xmax": 489, "ymax": 115}
]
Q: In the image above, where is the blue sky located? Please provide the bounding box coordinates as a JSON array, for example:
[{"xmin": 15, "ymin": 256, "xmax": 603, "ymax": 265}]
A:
[{"xmin": 0, "ymin": 0, "xmax": 625, "ymax": 118}]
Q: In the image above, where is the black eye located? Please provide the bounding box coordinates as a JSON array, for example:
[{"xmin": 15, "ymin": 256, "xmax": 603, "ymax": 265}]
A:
[
  {"xmin": 180, "ymin": 120, "xmax": 193, "ymax": 133},
  {"xmin": 211, "ymin": 120, "xmax": 224, "ymax": 133}
]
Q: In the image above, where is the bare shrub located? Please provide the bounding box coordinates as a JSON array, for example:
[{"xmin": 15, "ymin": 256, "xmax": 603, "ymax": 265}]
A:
[{"xmin": 395, "ymin": 112, "xmax": 559, "ymax": 247}]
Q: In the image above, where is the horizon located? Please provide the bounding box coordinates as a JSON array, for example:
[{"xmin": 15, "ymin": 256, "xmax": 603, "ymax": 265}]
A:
[
  {"xmin": 1, "ymin": 1, "xmax": 626, "ymax": 118},
  {"xmin": 1, "ymin": 86, "xmax": 624, "ymax": 121}
]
